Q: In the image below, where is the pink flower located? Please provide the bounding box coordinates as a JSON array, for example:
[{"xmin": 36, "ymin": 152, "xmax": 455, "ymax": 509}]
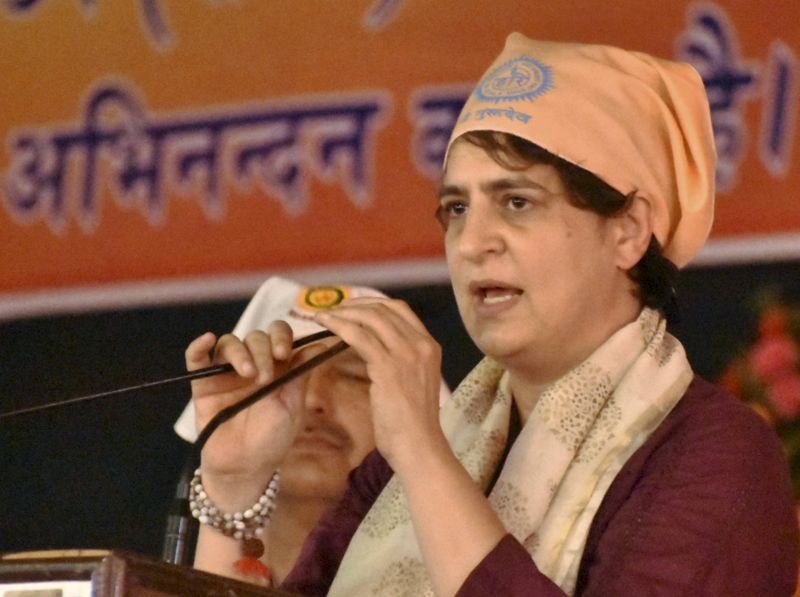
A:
[
  {"xmin": 748, "ymin": 335, "xmax": 799, "ymax": 383},
  {"xmin": 766, "ymin": 373, "xmax": 800, "ymax": 420},
  {"xmin": 758, "ymin": 306, "xmax": 791, "ymax": 338}
]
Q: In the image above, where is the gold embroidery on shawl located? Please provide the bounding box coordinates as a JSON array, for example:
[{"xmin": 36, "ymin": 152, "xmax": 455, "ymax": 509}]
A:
[
  {"xmin": 649, "ymin": 332, "xmax": 679, "ymax": 366},
  {"xmin": 361, "ymin": 477, "xmax": 409, "ymax": 538},
  {"xmin": 536, "ymin": 362, "xmax": 613, "ymax": 452},
  {"xmin": 454, "ymin": 360, "xmax": 509, "ymax": 424},
  {"xmin": 372, "ymin": 557, "xmax": 433, "ymax": 597},
  {"xmin": 638, "ymin": 310, "xmax": 659, "ymax": 341},
  {"xmin": 489, "ymin": 480, "xmax": 531, "ymax": 531},
  {"xmin": 455, "ymin": 428, "xmax": 507, "ymax": 486},
  {"xmin": 576, "ymin": 392, "xmax": 623, "ymax": 463}
]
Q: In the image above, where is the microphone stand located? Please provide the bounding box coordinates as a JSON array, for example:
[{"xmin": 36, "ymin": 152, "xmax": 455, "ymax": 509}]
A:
[{"xmin": 161, "ymin": 457, "xmax": 199, "ymax": 565}]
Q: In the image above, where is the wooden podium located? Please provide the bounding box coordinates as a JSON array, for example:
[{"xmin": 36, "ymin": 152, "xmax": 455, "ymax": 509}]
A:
[{"xmin": 0, "ymin": 550, "xmax": 297, "ymax": 596}]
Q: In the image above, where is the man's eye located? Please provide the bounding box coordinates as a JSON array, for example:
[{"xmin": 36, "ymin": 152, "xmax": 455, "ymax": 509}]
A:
[
  {"xmin": 334, "ymin": 365, "xmax": 370, "ymax": 383},
  {"xmin": 338, "ymin": 372, "xmax": 370, "ymax": 384}
]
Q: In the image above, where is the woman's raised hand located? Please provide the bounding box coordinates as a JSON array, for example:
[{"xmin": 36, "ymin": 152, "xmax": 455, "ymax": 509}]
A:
[
  {"xmin": 185, "ymin": 321, "xmax": 308, "ymax": 510},
  {"xmin": 313, "ymin": 297, "xmax": 447, "ymax": 474}
]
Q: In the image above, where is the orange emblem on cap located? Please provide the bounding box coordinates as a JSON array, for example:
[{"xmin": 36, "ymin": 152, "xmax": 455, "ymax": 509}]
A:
[{"xmin": 301, "ymin": 285, "xmax": 351, "ymax": 311}]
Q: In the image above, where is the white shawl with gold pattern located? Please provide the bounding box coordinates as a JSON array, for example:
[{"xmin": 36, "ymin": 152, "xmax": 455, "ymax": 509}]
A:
[{"xmin": 329, "ymin": 308, "xmax": 692, "ymax": 596}]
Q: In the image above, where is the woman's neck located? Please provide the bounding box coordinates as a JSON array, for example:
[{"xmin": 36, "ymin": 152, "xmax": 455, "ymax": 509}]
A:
[
  {"xmin": 507, "ymin": 377, "xmax": 546, "ymax": 426},
  {"xmin": 507, "ymin": 305, "xmax": 644, "ymax": 425}
]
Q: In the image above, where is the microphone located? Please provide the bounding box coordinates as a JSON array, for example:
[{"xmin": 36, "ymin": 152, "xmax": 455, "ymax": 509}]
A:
[
  {"xmin": 161, "ymin": 459, "xmax": 198, "ymax": 565},
  {"xmin": 0, "ymin": 330, "xmax": 341, "ymax": 420}
]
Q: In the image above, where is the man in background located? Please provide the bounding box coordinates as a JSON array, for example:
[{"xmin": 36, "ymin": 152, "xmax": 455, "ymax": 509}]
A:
[{"xmin": 174, "ymin": 276, "xmax": 449, "ymax": 583}]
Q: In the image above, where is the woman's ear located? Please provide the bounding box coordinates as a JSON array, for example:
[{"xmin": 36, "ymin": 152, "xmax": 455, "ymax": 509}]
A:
[{"xmin": 613, "ymin": 196, "xmax": 653, "ymax": 270}]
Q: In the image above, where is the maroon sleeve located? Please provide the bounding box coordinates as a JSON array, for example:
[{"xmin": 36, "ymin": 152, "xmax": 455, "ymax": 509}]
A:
[
  {"xmin": 456, "ymin": 534, "xmax": 564, "ymax": 596},
  {"xmin": 576, "ymin": 378, "xmax": 799, "ymax": 596},
  {"xmin": 459, "ymin": 378, "xmax": 799, "ymax": 596},
  {"xmin": 285, "ymin": 379, "xmax": 798, "ymax": 596},
  {"xmin": 281, "ymin": 449, "xmax": 393, "ymax": 596}
]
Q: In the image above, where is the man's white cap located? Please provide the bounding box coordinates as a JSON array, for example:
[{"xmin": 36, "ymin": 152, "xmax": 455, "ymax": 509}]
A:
[{"xmin": 174, "ymin": 276, "xmax": 451, "ymax": 441}]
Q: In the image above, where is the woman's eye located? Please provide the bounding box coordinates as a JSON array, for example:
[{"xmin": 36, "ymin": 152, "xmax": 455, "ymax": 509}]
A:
[
  {"xmin": 506, "ymin": 195, "xmax": 532, "ymax": 210},
  {"xmin": 435, "ymin": 200, "xmax": 467, "ymax": 230},
  {"xmin": 446, "ymin": 200, "xmax": 467, "ymax": 215}
]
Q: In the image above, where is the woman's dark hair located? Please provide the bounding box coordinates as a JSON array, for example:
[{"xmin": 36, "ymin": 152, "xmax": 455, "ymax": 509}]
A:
[{"xmin": 459, "ymin": 130, "xmax": 679, "ymax": 319}]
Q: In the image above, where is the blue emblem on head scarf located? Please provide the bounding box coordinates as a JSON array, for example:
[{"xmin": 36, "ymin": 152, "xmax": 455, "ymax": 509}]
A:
[{"xmin": 476, "ymin": 56, "xmax": 553, "ymax": 103}]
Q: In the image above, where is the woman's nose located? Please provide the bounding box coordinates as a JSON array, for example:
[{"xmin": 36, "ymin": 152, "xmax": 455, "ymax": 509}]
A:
[{"xmin": 452, "ymin": 204, "xmax": 504, "ymax": 261}]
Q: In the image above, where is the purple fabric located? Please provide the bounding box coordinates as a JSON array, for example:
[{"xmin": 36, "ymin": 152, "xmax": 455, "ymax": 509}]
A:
[
  {"xmin": 281, "ymin": 449, "xmax": 393, "ymax": 596},
  {"xmin": 283, "ymin": 377, "xmax": 799, "ymax": 596}
]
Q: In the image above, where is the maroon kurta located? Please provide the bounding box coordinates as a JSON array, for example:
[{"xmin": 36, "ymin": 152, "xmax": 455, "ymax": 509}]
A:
[{"xmin": 283, "ymin": 377, "xmax": 799, "ymax": 596}]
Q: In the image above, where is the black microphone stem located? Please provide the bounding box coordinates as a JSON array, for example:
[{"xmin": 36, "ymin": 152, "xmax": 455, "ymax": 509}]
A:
[
  {"xmin": 0, "ymin": 330, "xmax": 339, "ymax": 420},
  {"xmin": 161, "ymin": 457, "xmax": 198, "ymax": 565}
]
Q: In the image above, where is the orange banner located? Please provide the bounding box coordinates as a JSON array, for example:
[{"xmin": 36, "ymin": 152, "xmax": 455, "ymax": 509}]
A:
[{"xmin": 1, "ymin": 1, "xmax": 798, "ymax": 315}]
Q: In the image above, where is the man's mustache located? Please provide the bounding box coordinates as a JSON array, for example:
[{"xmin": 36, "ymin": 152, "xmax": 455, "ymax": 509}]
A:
[{"xmin": 295, "ymin": 418, "xmax": 352, "ymax": 449}]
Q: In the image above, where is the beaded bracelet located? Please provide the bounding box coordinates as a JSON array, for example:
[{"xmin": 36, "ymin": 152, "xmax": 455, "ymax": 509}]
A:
[{"xmin": 188, "ymin": 468, "xmax": 280, "ymax": 541}]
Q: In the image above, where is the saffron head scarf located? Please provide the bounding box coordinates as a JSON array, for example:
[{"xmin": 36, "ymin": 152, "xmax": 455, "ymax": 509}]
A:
[{"xmin": 447, "ymin": 33, "xmax": 717, "ymax": 268}]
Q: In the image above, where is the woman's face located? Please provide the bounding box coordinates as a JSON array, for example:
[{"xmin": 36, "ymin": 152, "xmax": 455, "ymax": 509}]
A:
[{"xmin": 440, "ymin": 139, "xmax": 639, "ymax": 383}]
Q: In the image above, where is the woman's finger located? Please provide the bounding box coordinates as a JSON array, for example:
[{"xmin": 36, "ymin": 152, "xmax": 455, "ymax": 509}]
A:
[
  {"xmin": 265, "ymin": 320, "xmax": 294, "ymax": 361},
  {"xmin": 185, "ymin": 331, "xmax": 217, "ymax": 372},
  {"xmin": 243, "ymin": 330, "xmax": 281, "ymax": 386},
  {"xmin": 342, "ymin": 297, "xmax": 429, "ymax": 335},
  {"xmin": 213, "ymin": 333, "xmax": 258, "ymax": 379},
  {"xmin": 315, "ymin": 300, "xmax": 425, "ymax": 357},
  {"xmin": 313, "ymin": 308, "xmax": 393, "ymax": 358}
]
